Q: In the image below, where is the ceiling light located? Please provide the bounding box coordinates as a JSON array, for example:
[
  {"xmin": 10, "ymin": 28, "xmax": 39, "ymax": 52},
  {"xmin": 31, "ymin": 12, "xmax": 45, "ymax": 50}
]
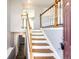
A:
[{"xmin": 27, "ymin": 0, "xmax": 32, "ymax": 3}]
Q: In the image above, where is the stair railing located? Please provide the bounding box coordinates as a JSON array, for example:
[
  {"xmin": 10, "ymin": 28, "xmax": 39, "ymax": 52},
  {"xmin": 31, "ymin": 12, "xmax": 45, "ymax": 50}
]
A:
[
  {"xmin": 40, "ymin": 0, "xmax": 63, "ymax": 28},
  {"xmin": 26, "ymin": 14, "xmax": 32, "ymax": 59}
]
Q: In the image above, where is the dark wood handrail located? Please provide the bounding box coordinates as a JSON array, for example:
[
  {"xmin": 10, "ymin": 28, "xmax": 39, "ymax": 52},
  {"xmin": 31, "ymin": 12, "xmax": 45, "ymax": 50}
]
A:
[
  {"xmin": 41, "ymin": 24, "xmax": 63, "ymax": 28},
  {"xmin": 40, "ymin": 4, "xmax": 55, "ymax": 16}
]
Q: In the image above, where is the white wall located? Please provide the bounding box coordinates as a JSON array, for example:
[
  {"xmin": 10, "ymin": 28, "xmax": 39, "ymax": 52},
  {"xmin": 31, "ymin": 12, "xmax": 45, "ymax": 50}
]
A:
[
  {"xmin": 10, "ymin": 0, "xmax": 26, "ymax": 32},
  {"xmin": 10, "ymin": 0, "xmax": 45, "ymax": 31},
  {"xmin": 7, "ymin": 0, "xmax": 14, "ymax": 49},
  {"xmin": 7, "ymin": 0, "xmax": 11, "ymax": 49},
  {"xmin": 33, "ymin": 7, "xmax": 44, "ymax": 29},
  {"xmin": 10, "ymin": 0, "xmax": 47, "ymax": 30},
  {"xmin": 43, "ymin": 27, "xmax": 63, "ymax": 58}
]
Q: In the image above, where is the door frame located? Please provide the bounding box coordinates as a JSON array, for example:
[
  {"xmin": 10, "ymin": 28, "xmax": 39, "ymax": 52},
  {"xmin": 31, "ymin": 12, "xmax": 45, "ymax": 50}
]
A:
[{"xmin": 63, "ymin": 0, "xmax": 71, "ymax": 59}]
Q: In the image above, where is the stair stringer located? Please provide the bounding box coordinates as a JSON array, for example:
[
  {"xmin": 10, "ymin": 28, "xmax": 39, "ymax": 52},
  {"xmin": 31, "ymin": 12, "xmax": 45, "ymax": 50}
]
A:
[{"xmin": 41, "ymin": 29, "xmax": 61, "ymax": 59}]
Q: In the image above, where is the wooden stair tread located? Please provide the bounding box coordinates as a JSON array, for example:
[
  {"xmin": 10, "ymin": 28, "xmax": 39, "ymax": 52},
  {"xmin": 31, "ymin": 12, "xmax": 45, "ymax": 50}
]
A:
[
  {"xmin": 34, "ymin": 56, "xmax": 55, "ymax": 59},
  {"xmin": 32, "ymin": 34, "xmax": 44, "ymax": 36},
  {"xmin": 32, "ymin": 49, "xmax": 53, "ymax": 53},
  {"xmin": 32, "ymin": 43, "xmax": 49, "ymax": 46},
  {"xmin": 32, "ymin": 38, "xmax": 47, "ymax": 40}
]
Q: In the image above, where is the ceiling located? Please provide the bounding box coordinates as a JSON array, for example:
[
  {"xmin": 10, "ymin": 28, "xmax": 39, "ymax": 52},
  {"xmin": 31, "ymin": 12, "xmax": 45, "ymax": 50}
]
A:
[{"xmin": 14, "ymin": 0, "xmax": 53, "ymax": 7}]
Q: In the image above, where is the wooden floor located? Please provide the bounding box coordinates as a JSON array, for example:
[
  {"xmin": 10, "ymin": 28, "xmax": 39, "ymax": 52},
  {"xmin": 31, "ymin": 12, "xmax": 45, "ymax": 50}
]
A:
[
  {"xmin": 32, "ymin": 43, "xmax": 49, "ymax": 46},
  {"xmin": 16, "ymin": 44, "xmax": 26, "ymax": 59}
]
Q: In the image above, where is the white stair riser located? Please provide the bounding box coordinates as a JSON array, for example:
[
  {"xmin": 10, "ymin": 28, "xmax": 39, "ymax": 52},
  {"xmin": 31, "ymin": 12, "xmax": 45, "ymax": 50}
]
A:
[
  {"xmin": 32, "ymin": 36, "xmax": 45, "ymax": 38},
  {"xmin": 32, "ymin": 46, "xmax": 51, "ymax": 49},
  {"xmin": 32, "ymin": 40, "xmax": 48, "ymax": 43}
]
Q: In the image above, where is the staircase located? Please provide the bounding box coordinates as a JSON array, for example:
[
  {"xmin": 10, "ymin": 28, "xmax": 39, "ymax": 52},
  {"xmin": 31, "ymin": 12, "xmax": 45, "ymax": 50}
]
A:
[
  {"xmin": 31, "ymin": 30, "xmax": 56, "ymax": 59},
  {"xmin": 26, "ymin": 14, "xmax": 60, "ymax": 59}
]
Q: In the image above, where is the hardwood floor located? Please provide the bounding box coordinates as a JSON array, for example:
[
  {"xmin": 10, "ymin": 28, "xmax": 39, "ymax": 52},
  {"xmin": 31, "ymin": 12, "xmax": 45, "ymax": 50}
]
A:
[{"xmin": 16, "ymin": 45, "xmax": 26, "ymax": 59}]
